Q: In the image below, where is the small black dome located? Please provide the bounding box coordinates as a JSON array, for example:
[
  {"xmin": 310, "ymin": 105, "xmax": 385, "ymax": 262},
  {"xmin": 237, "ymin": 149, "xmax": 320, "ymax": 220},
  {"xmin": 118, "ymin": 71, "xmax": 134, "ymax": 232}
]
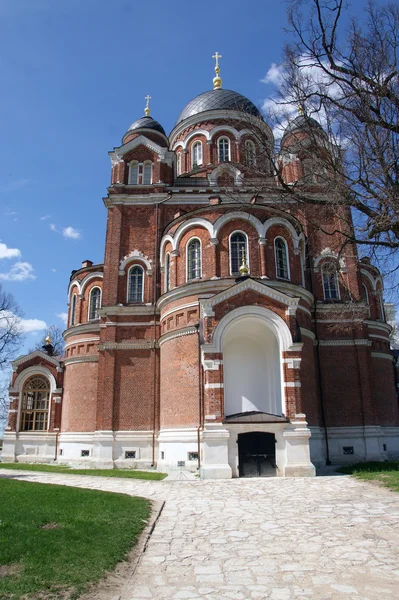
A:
[
  {"xmin": 128, "ymin": 116, "xmax": 166, "ymax": 136},
  {"xmin": 176, "ymin": 89, "xmax": 262, "ymax": 124},
  {"xmin": 284, "ymin": 115, "xmax": 323, "ymax": 135}
]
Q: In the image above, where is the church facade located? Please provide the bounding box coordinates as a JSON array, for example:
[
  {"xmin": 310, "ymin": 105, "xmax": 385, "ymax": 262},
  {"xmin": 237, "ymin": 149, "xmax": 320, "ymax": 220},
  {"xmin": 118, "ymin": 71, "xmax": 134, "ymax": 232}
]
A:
[{"xmin": 3, "ymin": 58, "xmax": 399, "ymax": 477}]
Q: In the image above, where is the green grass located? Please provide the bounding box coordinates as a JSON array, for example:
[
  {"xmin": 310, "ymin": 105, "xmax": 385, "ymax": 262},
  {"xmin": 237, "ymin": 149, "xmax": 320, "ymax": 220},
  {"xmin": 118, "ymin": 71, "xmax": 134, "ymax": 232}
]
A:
[
  {"xmin": 337, "ymin": 461, "xmax": 399, "ymax": 492},
  {"xmin": 0, "ymin": 479, "xmax": 151, "ymax": 599},
  {"xmin": 0, "ymin": 462, "xmax": 167, "ymax": 480}
]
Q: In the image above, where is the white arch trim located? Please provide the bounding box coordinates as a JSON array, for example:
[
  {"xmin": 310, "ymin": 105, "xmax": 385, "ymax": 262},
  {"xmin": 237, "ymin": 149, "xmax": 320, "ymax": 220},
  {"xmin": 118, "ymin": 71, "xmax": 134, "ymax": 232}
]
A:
[
  {"xmin": 210, "ymin": 125, "xmax": 239, "ymax": 140},
  {"xmin": 360, "ymin": 268, "xmax": 378, "ymax": 291},
  {"xmin": 160, "ymin": 235, "xmax": 174, "ymax": 267},
  {"xmin": 203, "ymin": 305, "xmax": 294, "ymax": 355},
  {"xmin": 173, "ymin": 218, "xmax": 214, "ymax": 253},
  {"xmin": 213, "ymin": 211, "xmax": 263, "ymax": 239},
  {"xmin": 119, "ymin": 250, "xmax": 152, "ymax": 273},
  {"xmin": 263, "ymin": 218, "xmax": 300, "ymax": 250},
  {"xmin": 172, "ymin": 129, "xmax": 211, "ymax": 151},
  {"xmin": 13, "ymin": 366, "xmax": 58, "ymax": 433},
  {"xmin": 68, "ymin": 272, "xmax": 103, "ymax": 300},
  {"xmin": 208, "ymin": 164, "xmax": 243, "ymax": 185}
]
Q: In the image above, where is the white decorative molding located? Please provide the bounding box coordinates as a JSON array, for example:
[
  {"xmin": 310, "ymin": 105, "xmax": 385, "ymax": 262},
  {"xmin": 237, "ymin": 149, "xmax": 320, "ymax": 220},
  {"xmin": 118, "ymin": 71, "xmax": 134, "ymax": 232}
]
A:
[
  {"xmin": 65, "ymin": 337, "xmax": 100, "ymax": 349},
  {"xmin": 158, "ymin": 326, "xmax": 198, "ymax": 347},
  {"xmin": 203, "ymin": 359, "xmax": 223, "ymax": 371},
  {"xmin": 283, "ymin": 358, "xmax": 302, "ymax": 369},
  {"xmin": 300, "ymin": 327, "xmax": 315, "ymax": 340},
  {"xmin": 318, "ymin": 339, "xmax": 371, "ymax": 346},
  {"xmin": 98, "ymin": 342, "xmax": 156, "ymax": 350},
  {"xmin": 119, "ymin": 249, "xmax": 153, "ymax": 273},
  {"xmin": 11, "ymin": 350, "xmax": 62, "ymax": 371},
  {"xmin": 284, "ymin": 382, "xmax": 301, "ymax": 387},
  {"xmin": 200, "ymin": 278, "xmax": 300, "ymax": 318},
  {"xmin": 63, "ymin": 323, "xmax": 101, "ymax": 340},
  {"xmin": 371, "ymin": 352, "xmax": 394, "ymax": 361},
  {"xmin": 63, "ymin": 356, "xmax": 99, "ymax": 366},
  {"xmin": 161, "ymin": 301, "xmax": 199, "ymax": 321},
  {"xmin": 109, "ymin": 134, "xmax": 170, "ymax": 165},
  {"xmin": 204, "ymin": 383, "xmax": 224, "ymax": 389},
  {"xmin": 68, "ymin": 271, "xmax": 103, "ymax": 300}
]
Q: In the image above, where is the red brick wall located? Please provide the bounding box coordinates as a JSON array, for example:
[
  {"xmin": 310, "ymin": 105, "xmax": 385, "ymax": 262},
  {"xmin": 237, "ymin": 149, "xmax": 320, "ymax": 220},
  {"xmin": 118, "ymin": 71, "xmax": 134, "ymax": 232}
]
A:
[{"xmin": 61, "ymin": 362, "xmax": 98, "ymax": 432}]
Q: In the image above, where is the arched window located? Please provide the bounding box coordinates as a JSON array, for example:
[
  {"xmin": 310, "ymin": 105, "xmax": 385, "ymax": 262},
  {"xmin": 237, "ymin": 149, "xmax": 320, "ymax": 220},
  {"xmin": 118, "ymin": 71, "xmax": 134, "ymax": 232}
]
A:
[
  {"xmin": 165, "ymin": 253, "xmax": 171, "ymax": 293},
  {"xmin": 275, "ymin": 238, "xmax": 290, "ymax": 280},
  {"xmin": 70, "ymin": 294, "xmax": 77, "ymax": 327},
  {"xmin": 129, "ymin": 161, "xmax": 153, "ymax": 185},
  {"xmin": 89, "ymin": 287, "xmax": 101, "ymax": 320},
  {"xmin": 187, "ymin": 238, "xmax": 201, "ymax": 280},
  {"xmin": 192, "ymin": 141, "xmax": 203, "ymax": 167},
  {"xmin": 128, "ymin": 266, "xmax": 144, "ymax": 303},
  {"xmin": 176, "ymin": 152, "xmax": 182, "ymax": 176},
  {"xmin": 129, "ymin": 161, "xmax": 139, "ymax": 184},
  {"xmin": 362, "ymin": 283, "xmax": 369, "ymax": 305},
  {"xmin": 322, "ymin": 263, "xmax": 339, "ymax": 300},
  {"xmin": 20, "ymin": 376, "xmax": 50, "ymax": 432},
  {"xmin": 244, "ymin": 140, "xmax": 256, "ymax": 167},
  {"xmin": 218, "ymin": 137, "xmax": 230, "ymax": 163},
  {"xmin": 230, "ymin": 232, "xmax": 248, "ymax": 275},
  {"xmin": 143, "ymin": 161, "xmax": 152, "ymax": 185}
]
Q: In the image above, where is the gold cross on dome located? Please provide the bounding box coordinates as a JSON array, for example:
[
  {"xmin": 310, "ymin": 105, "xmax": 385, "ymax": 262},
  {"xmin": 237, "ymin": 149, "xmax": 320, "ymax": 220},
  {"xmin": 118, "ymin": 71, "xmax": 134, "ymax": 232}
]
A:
[
  {"xmin": 212, "ymin": 52, "xmax": 222, "ymax": 70},
  {"xmin": 144, "ymin": 94, "xmax": 151, "ymax": 116}
]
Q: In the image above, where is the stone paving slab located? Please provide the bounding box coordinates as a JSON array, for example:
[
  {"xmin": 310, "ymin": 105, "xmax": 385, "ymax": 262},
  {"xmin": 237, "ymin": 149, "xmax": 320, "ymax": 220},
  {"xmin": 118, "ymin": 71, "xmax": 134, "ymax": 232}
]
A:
[{"xmin": 1, "ymin": 469, "xmax": 399, "ymax": 599}]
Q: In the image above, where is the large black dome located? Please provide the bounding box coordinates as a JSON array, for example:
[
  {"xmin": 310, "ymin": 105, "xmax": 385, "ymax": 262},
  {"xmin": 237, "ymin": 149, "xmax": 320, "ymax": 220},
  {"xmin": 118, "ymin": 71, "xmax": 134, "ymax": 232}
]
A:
[
  {"xmin": 176, "ymin": 89, "xmax": 262, "ymax": 125},
  {"xmin": 128, "ymin": 116, "xmax": 166, "ymax": 136}
]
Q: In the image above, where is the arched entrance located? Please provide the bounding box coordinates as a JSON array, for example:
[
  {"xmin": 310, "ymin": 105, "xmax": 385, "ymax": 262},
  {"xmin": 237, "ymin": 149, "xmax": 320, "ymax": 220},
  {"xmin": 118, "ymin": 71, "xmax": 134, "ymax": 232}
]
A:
[
  {"xmin": 238, "ymin": 432, "xmax": 276, "ymax": 477},
  {"xmin": 223, "ymin": 316, "xmax": 283, "ymax": 416}
]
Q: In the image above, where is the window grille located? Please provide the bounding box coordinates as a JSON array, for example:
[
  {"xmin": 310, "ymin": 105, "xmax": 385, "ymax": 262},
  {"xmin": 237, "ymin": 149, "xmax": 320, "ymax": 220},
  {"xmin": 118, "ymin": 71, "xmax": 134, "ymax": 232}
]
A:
[
  {"xmin": 81, "ymin": 450, "xmax": 90, "ymax": 457},
  {"xmin": 245, "ymin": 140, "xmax": 256, "ymax": 167},
  {"xmin": 165, "ymin": 253, "xmax": 170, "ymax": 293},
  {"xmin": 89, "ymin": 288, "xmax": 101, "ymax": 320},
  {"xmin": 218, "ymin": 137, "xmax": 230, "ymax": 162},
  {"xmin": 128, "ymin": 266, "xmax": 144, "ymax": 302},
  {"xmin": 192, "ymin": 142, "xmax": 203, "ymax": 167},
  {"xmin": 230, "ymin": 232, "xmax": 247, "ymax": 274},
  {"xmin": 275, "ymin": 238, "xmax": 289, "ymax": 280},
  {"xmin": 129, "ymin": 161, "xmax": 139, "ymax": 184},
  {"xmin": 188, "ymin": 452, "xmax": 198, "ymax": 461},
  {"xmin": 125, "ymin": 451, "xmax": 136, "ymax": 459},
  {"xmin": 143, "ymin": 162, "xmax": 152, "ymax": 185},
  {"xmin": 129, "ymin": 161, "xmax": 152, "ymax": 185},
  {"xmin": 322, "ymin": 264, "xmax": 339, "ymax": 300},
  {"xmin": 20, "ymin": 376, "xmax": 50, "ymax": 432},
  {"xmin": 187, "ymin": 239, "xmax": 201, "ymax": 280},
  {"xmin": 70, "ymin": 294, "xmax": 77, "ymax": 326},
  {"xmin": 176, "ymin": 152, "xmax": 182, "ymax": 176}
]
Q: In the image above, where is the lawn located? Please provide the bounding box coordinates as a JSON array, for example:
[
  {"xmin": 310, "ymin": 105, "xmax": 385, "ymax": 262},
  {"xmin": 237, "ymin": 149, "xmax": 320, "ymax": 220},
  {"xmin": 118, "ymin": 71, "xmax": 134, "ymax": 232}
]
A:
[
  {"xmin": 0, "ymin": 462, "xmax": 167, "ymax": 480},
  {"xmin": 337, "ymin": 461, "xmax": 399, "ymax": 492},
  {"xmin": 0, "ymin": 479, "xmax": 151, "ymax": 599}
]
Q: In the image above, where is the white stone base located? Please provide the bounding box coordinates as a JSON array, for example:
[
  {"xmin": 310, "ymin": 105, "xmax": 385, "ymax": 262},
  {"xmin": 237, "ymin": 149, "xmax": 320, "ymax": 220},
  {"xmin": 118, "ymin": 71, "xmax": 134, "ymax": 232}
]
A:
[
  {"xmin": 309, "ymin": 426, "xmax": 399, "ymax": 466},
  {"xmin": 157, "ymin": 428, "xmax": 200, "ymax": 472},
  {"xmin": 1, "ymin": 432, "xmax": 57, "ymax": 463}
]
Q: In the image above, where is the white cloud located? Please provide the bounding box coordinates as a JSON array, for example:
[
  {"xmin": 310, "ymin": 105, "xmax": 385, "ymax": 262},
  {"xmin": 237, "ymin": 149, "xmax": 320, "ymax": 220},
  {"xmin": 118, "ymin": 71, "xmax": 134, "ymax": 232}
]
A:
[
  {"xmin": 40, "ymin": 214, "xmax": 51, "ymax": 221},
  {"xmin": 261, "ymin": 63, "xmax": 285, "ymax": 86},
  {"xmin": 0, "ymin": 242, "xmax": 21, "ymax": 260},
  {"xmin": 63, "ymin": 226, "xmax": 81, "ymax": 240},
  {"xmin": 49, "ymin": 223, "xmax": 58, "ymax": 232},
  {"xmin": 56, "ymin": 312, "xmax": 68, "ymax": 326},
  {"xmin": 0, "ymin": 311, "xmax": 47, "ymax": 334},
  {"xmin": 0, "ymin": 261, "xmax": 35, "ymax": 281}
]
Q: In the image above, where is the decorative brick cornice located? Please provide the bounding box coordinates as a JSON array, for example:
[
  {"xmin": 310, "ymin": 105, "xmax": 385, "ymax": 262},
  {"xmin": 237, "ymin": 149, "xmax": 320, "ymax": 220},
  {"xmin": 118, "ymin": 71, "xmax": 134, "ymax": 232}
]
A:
[
  {"xmin": 318, "ymin": 339, "xmax": 371, "ymax": 346},
  {"xmin": 63, "ymin": 356, "xmax": 99, "ymax": 366},
  {"xmin": 158, "ymin": 326, "xmax": 198, "ymax": 346},
  {"xmin": 63, "ymin": 323, "xmax": 101, "ymax": 340},
  {"xmin": 98, "ymin": 342, "xmax": 156, "ymax": 351}
]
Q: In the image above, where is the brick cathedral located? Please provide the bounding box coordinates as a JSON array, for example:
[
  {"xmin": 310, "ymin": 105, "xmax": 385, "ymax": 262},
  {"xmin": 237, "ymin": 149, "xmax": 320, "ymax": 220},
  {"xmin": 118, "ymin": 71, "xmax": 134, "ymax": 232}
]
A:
[{"xmin": 3, "ymin": 56, "xmax": 399, "ymax": 477}]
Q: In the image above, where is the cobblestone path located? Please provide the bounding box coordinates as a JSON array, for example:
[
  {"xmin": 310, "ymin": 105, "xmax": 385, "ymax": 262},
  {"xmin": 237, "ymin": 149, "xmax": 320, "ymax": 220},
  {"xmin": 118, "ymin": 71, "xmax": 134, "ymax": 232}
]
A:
[{"xmin": 1, "ymin": 469, "xmax": 398, "ymax": 599}]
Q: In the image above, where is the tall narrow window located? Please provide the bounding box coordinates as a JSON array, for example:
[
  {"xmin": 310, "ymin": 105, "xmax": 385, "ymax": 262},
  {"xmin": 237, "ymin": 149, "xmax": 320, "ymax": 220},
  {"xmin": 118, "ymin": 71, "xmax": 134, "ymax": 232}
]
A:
[
  {"xmin": 218, "ymin": 137, "xmax": 230, "ymax": 162},
  {"xmin": 192, "ymin": 141, "xmax": 203, "ymax": 167},
  {"xmin": 70, "ymin": 294, "xmax": 77, "ymax": 327},
  {"xmin": 143, "ymin": 162, "xmax": 152, "ymax": 185},
  {"xmin": 275, "ymin": 238, "xmax": 290, "ymax": 280},
  {"xmin": 165, "ymin": 253, "xmax": 171, "ymax": 293},
  {"xmin": 245, "ymin": 140, "xmax": 256, "ymax": 167},
  {"xmin": 187, "ymin": 239, "xmax": 201, "ymax": 280},
  {"xmin": 322, "ymin": 263, "xmax": 339, "ymax": 300},
  {"xmin": 362, "ymin": 283, "xmax": 369, "ymax": 305},
  {"xmin": 128, "ymin": 266, "xmax": 144, "ymax": 302},
  {"xmin": 230, "ymin": 232, "xmax": 248, "ymax": 275},
  {"xmin": 129, "ymin": 161, "xmax": 139, "ymax": 184},
  {"xmin": 20, "ymin": 376, "xmax": 50, "ymax": 432},
  {"xmin": 89, "ymin": 287, "xmax": 101, "ymax": 320},
  {"xmin": 176, "ymin": 152, "xmax": 182, "ymax": 176}
]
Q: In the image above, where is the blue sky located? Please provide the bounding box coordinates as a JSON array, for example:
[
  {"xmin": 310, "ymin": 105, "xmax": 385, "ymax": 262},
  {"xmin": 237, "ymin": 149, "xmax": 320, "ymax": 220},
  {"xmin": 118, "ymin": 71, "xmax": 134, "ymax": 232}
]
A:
[{"xmin": 0, "ymin": 0, "xmax": 393, "ymax": 356}]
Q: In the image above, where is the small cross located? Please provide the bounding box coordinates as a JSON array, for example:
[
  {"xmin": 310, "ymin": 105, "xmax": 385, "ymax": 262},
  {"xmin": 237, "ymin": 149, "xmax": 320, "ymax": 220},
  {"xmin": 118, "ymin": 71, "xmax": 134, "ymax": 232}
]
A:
[
  {"xmin": 144, "ymin": 94, "xmax": 151, "ymax": 113},
  {"xmin": 212, "ymin": 52, "xmax": 222, "ymax": 70}
]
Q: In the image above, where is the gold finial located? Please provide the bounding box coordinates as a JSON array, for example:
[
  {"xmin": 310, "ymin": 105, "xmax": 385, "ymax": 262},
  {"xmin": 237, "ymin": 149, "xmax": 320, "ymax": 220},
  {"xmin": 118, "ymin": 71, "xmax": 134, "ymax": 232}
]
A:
[
  {"xmin": 298, "ymin": 105, "xmax": 304, "ymax": 116},
  {"xmin": 45, "ymin": 333, "xmax": 52, "ymax": 345},
  {"xmin": 144, "ymin": 94, "xmax": 151, "ymax": 116},
  {"xmin": 239, "ymin": 253, "xmax": 249, "ymax": 276},
  {"xmin": 212, "ymin": 51, "xmax": 223, "ymax": 90}
]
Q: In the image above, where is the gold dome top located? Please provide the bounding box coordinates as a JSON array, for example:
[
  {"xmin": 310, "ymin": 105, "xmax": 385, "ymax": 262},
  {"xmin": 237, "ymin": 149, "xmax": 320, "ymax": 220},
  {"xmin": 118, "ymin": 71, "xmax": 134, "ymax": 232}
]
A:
[{"xmin": 212, "ymin": 51, "xmax": 222, "ymax": 90}]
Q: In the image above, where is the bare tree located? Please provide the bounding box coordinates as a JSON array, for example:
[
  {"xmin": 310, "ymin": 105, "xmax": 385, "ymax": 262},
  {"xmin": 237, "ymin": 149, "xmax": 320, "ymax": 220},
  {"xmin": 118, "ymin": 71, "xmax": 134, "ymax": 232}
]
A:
[
  {"xmin": 0, "ymin": 284, "xmax": 23, "ymax": 425},
  {"xmin": 32, "ymin": 324, "xmax": 65, "ymax": 357}
]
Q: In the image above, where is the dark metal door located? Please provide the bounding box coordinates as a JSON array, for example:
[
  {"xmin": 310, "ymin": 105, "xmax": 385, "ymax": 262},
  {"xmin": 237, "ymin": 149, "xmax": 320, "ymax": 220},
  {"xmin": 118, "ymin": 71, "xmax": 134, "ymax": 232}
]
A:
[{"xmin": 238, "ymin": 432, "xmax": 276, "ymax": 477}]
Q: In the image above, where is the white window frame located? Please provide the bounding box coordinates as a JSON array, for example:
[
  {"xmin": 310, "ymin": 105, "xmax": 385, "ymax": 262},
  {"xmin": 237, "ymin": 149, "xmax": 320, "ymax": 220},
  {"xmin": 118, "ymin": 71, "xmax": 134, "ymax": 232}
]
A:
[
  {"xmin": 274, "ymin": 237, "xmax": 290, "ymax": 281},
  {"xmin": 70, "ymin": 293, "xmax": 77, "ymax": 327},
  {"xmin": 362, "ymin": 283, "xmax": 369, "ymax": 305},
  {"xmin": 88, "ymin": 287, "xmax": 102, "ymax": 321},
  {"xmin": 229, "ymin": 230, "xmax": 249, "ymax": 275},
  {"xmin": 127, "ymin": 264, "xmax": 144, "ymax": 303},
  {"xmin": 128, "ymin": 160, "xmax": 153, "ymax": 185},
  {"xmin": 164, "ymin": 252, "xmax": 171, "ymax": 293},
  {"xmin": 322, "ymin": 263, "xmax": 340, "ymax": 300},
  {"xmin": 192, "ymin": 141, "xmax": 203, "ymax": 168},
  {"xmin": 186, "ymin": 237, "xmax": 202, "ymax": 281},
  {"xmin": 218, "ymin": 136, "xmax": 231, "ymax": 163},
  {"xmin": 19, "ymin": 375, "xmax": 51, "ymax": 433},
  {"xmin": 244, "ymin": 139, "xmax": 256, "ymax": 167},
  {"xmin": 176, "ymin": 152, "xmax": 182, "ymax": 176}
]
